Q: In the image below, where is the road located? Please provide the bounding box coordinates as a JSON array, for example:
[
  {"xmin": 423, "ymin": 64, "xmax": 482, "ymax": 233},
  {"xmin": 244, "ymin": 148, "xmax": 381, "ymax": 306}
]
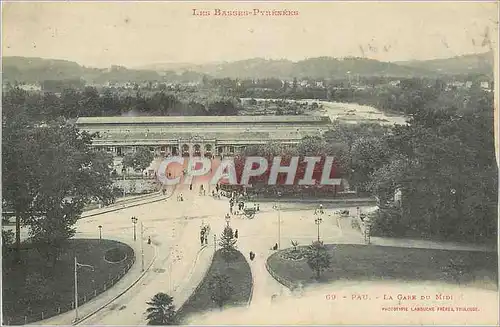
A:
[{"xmin": 9, "ymin": 181, "xmax": 496, "ymax": 325}]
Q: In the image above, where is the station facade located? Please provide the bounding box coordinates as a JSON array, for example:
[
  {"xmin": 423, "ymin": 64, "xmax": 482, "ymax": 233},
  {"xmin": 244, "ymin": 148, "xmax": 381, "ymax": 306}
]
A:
[{"xmin": 75, "ymin": 115, "xmax": 333, "ymax": 158}]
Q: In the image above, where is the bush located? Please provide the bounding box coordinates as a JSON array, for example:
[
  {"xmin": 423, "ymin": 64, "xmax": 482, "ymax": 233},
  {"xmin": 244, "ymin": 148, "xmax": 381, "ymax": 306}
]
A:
[
  {"xmin": 104, "ymin": 247, "xmax": 127, "ymax": 263},
  {"xmin": 350, "ymin": 219, "xmax": 361, "ymax": 231},
  {"xmin": 280, "ymin": 248, "xmax": 307, "ymax": 261},
  {"xmin": 369, "ymin": 208, "xmax": 406, "ymax": 237}
]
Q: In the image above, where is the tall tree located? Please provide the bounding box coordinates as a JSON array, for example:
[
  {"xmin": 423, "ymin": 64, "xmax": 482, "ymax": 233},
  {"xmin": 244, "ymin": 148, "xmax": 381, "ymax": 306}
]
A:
[
  {"xmin": 145, "ymin": 293, "xmax": 177, "ymax": 325},
  {"xmin": 2, "ymin": 115, "xmax": 115, "ymax": 263},
  {"xmin": 122, "ymin": 147, "xmax": 155, "ymax": 172},
  {"xmin": 305, "ymin": 241, "xmax": 332, "ymax": 279},
  {"xmin": 209, "ymin": 273, "xmax": 234, "ymax": 310},
  {"xmin": 218, "ymin": 226, "xmax": 237, "ymax": 259}
]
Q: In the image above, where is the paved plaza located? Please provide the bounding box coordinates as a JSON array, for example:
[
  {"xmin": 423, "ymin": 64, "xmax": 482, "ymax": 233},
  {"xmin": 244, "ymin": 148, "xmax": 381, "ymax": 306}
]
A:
[{"xmin": 11, "ymin": 181, "xmax": 494, "ymax": 325}]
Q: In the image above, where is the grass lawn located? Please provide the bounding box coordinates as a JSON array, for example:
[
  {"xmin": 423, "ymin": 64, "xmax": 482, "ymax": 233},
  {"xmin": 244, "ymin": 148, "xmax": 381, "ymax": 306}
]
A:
[
  {"xmin": 2, "ymin": 239, "xmax": 135, "ymax": 325},
  {"xmin": 176, "ymin": 249, "xmax": 252, "ymax": 323},
  {"xmin": 267, "ymin": 244, "xmax": 498, "ymax": 289}
]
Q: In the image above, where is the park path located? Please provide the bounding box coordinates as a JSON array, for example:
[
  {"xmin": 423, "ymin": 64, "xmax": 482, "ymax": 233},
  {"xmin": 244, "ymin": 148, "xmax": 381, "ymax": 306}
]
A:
[
  {"xmin": 76, "ymin": 189, "xmax": 220, "ymax": 325},
  {"xmin": 33, "ymin": 232, "xmax": 156, "ymax": 325},
  {"xmin": 14, "ymin": 186, "xmax": 496, "ymax": 325}
]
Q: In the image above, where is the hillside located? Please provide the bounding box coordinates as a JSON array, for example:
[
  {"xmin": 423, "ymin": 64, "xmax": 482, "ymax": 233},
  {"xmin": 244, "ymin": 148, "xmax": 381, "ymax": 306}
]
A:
[
  {"xmin": 395, "ymin": 51, "xmax": 494, "ymax": 76},
  {"xmin": 2, "ymin": 57, "xmax": 162, "ymax": 84},
  {"xmin": 2, "ymin": 52, "xmax": 494, "ymax": 83}
]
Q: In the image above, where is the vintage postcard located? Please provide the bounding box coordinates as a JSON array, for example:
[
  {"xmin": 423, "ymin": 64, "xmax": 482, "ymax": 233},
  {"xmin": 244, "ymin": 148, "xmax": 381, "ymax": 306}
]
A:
[{"xmin": 1, "ymin": 1, "xmax": 498, "ymax": 326}]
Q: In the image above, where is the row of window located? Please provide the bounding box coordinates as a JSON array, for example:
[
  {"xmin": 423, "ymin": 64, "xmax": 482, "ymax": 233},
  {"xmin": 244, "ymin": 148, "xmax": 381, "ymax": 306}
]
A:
[{"xmin": 97, "ymin": 145, "xmax": 237, "ymax": 155}]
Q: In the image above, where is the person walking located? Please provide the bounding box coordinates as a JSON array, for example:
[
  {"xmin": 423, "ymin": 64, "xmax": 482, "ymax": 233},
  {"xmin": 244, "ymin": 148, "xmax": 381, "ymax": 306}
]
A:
[{"xmin": 234, "ymin": 229, "xmax": 239, "ymax": 239}]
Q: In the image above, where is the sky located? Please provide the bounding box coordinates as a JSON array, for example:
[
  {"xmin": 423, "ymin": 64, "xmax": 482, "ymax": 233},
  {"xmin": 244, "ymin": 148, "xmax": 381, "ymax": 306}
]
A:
[{"xmin": 2, "ymin": 1, "xmax": 498, "ymax": 68}]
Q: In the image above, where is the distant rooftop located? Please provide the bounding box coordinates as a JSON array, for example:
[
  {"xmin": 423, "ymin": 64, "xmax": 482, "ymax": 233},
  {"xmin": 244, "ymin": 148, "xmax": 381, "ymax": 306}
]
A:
[{"xmin": 75, "ymin": 115, "xmax": 332, "ymax": 125}]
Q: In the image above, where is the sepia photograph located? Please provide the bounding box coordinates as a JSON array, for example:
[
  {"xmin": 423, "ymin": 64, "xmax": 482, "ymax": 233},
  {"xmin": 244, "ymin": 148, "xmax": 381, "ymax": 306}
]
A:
[{"xmin": 1, "ymin": 1, "xmax": 499, "ymax": 325}]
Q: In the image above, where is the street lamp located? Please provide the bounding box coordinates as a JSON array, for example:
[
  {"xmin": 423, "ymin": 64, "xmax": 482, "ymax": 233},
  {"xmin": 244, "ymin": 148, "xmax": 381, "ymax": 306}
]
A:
[
  {"xmin": 314, "ymin": 204, "xmax": 324, "ymax": 242},
  {"xmin": 98, "ymin": 225, "xmax": 102, "ymax": 240},
  {"xmin": 74, "ymin": 257, "xmax": 94, "ymax": 322},
  {"xmin": 131, "ymin": 217, "xmax": 138, "ymax": 241},
  {"xmin": 122, "ymin": 167, "xmax": 126, "ymax": 197},
  {"xmin": 272, "ymin": 192, "xmax": 282, "ymax": 250},
  {"xmin": 140, "ymin": 221, "xmax": 145, "ymax": 272}
]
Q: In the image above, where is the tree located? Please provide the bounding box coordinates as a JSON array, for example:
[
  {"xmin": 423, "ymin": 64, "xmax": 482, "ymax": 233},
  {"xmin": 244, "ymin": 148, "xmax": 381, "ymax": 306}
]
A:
[
  {"xmin": 2, "ymin": 115, "xmax": 115, "ymax": 264},
  {"xmin": 122, "ymin": 147, "xmax": 155, "ymax": 172},
  {"xmin": 209, "ymin": 273, "xmax": 234, "ymax": 310},
  {"xmin": 218, "ymin": 225, "xmax": 237, "ymax": 259},
  {"xmin": 305, "ymin": 241, "xmax": 332, "ymax": 279},
  {"xmin": 2, "ymin": 229, "xmax": 15, "ymax": 257},
  {"xmin": 145, "ymin": 292, "xmax": 177, "ymax": 325}
]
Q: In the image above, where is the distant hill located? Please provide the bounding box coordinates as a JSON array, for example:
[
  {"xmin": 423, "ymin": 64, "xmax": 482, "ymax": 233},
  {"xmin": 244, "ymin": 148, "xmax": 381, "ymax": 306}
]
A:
[
  {"xmin": 394, "ymin": 51, "xmax": 494, "ymax": 76},
  {"xmin": 3, "ymin": 56, "xmax": 85, "ymax": 82},
  {"xmin": 2, "ymin": 52, "xmax": 494, "ymax": 84},
  {"xmin": 2, "ymin": 57, "xmax": 162, "ymax": 84},
  {"xmin": 155, "ymin": 57, "xmax": 432, "ymax": 79}
]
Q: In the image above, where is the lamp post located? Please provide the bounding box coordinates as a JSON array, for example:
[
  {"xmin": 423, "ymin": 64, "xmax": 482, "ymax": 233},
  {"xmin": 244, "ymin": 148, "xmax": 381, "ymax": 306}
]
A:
[
  {"xmin": 140, "ymin": 221, "xmax": 144, "ymax": 272},
  {"xmin": 131, "ymin": 217, "xmax": 138, "ymax": 241},
  {"xmin": 122, "ymin": 167, "xmax": 126, "ymax": 197},
  {"xmin": 272, "ymin": 192, "xmax": 282, "ymax": 250},
  {"xmin": 74, "ymin": 257, "xmax": 94, "ymax": 322},
  {"xmin": 314, "ymin": 204, "xmax": 324, "ymax": 242},
  {"xmin": 98, "ymin": 225, "xmax": 102, "ymax": 240}
]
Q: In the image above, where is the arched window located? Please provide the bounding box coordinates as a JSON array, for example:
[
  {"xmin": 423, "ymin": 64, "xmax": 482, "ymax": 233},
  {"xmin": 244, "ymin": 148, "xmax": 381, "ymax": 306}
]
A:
[
  {"xmin": 182, "ymin": 144, "xmax": 190, "ymax": 157},
  {"xmin": 193, "ymin": 144, "xmax": 201, "ymax": 157},
  {"xmin": 204, "ymin": 144, "xmax": 213, "ymax": 158}
]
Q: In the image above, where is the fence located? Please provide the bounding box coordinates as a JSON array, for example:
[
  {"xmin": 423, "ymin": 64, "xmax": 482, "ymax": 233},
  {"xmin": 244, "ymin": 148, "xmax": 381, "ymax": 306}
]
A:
[
  {"xmin": 174, "ymin": 245, "xmax": 213, "ymax": 321},
  {"xmin": 3, "ymin": 254, "xmax": 136, "ymax": 325}
]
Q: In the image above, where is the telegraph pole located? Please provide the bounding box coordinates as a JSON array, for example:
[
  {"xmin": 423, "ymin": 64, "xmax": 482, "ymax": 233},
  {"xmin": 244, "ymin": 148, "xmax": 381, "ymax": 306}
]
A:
[
  {"xmin": 141, "ymin": 222, "xmax": 145, "ymax": 271},
  {"xmin": 74, "ymin": 257, "xmax": 78, "ymax": 322},
  {"xmin": 74, "ymin": 257, "xmax": 94, "ymax": 322}
]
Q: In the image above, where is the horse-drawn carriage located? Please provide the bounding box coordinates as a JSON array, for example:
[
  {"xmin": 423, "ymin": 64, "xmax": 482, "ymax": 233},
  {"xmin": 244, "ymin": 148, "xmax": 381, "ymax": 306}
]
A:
[{"xmin": 243, "ymin": 207, "xmax": 256, "ymax": 219}]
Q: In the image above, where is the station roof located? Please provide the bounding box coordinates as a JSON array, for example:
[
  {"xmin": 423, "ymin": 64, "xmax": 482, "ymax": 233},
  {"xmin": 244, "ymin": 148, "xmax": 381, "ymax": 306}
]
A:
[{"xmin": 75, "ymin": 115, "xmax": 332, "ymax": 125}]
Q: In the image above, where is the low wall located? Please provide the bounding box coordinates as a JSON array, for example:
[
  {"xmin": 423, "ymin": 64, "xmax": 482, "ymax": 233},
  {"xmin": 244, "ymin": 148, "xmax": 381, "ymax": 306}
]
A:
[{"xmin": 265, "ymin": 255, "xmax": 296, "ymax": 291}]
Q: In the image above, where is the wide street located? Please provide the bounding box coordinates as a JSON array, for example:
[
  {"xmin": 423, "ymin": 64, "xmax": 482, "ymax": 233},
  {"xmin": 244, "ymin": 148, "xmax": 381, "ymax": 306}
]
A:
[
  {"xmin": 28, "ymin": 179, "xmax": 369, "ymax": 325},
  {"xmin": 18, "ymin": 180, "xmax": 496, "ymax": 325}
]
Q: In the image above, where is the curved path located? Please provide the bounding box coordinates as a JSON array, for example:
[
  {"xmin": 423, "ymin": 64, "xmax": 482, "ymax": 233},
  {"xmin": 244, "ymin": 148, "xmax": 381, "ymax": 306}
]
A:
[{"xmin": 19, "ymin": 180, "xmax": 496, "ymax": 325}]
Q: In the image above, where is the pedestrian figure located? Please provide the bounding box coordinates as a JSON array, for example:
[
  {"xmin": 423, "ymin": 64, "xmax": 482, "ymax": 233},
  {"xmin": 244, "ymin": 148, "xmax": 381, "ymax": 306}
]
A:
[
  {"xmin": 272, "ymin": 243, "xmax": 278, "ymax": 251},
  {"xmin": 204, "ymin": 235, "xmax": 208, "ymax": 245},
  {"xmin": 216, "ymin": 184, "xmax": 219, "ymax": 192},
  {"xmin": 200, "ymin": 230, "xmax": 205, "ymax": 246},
  {"xmin": 190, "ymin": 184, "xmax": 193, "ymax": 191},
  {"xmin": 147, "ymin": 236, "xmax": 152, "ymax": 245},
  {"xmin": 179, "ymin": 193, "xmax": 183, "ymax": 201},
  {"xmin": 235, "ymin": 229, "xmax": 239, "ymax": 239},
  {"xmin": 162, "ymin": 189, "xmax": 166, "ymax": 196},
  {"xmin": 249, "ymin": 251, "xmax": 254, "ymax": 261},
  {"xmin": 257, "ymin": 204, "xmax": 260, "ymax": 211}
]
